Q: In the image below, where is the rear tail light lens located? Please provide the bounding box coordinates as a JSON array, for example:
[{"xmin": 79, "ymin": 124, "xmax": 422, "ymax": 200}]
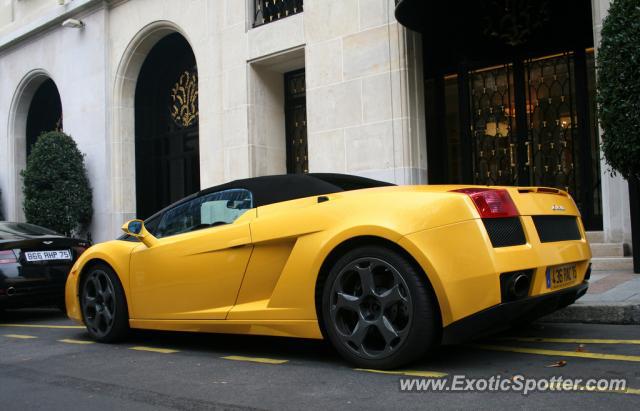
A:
[
  {"xmin": 451, "ymin": 188, "xmax": 519, "ymax": 218},
  {"xmin": 0, "ymin": 250, "xmax": 18, "ymax": 264}
]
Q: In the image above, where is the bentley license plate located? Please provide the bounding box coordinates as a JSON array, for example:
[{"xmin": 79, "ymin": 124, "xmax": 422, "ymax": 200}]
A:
[
  {"xmin": 546, "ymin": 264, "xmax": 577, "ymax": 289},
  {"xmin": 25, "ymin": 250, "xmax": 72, "ymax": 262}
]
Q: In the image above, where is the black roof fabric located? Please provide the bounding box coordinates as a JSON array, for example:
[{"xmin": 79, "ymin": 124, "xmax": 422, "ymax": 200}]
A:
[
  {"xmin": 200, "ymin": 173, "xmax": 395, "ymax": 207},
  {"xmin": 140, "ymin": 173, "xmax": 395, "ymax": 225}
]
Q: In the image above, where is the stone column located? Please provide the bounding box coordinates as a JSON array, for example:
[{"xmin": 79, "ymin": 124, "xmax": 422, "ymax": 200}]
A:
[{"xmin": 305, "ymin": 0, "xmax": 427, "ymax": 184}]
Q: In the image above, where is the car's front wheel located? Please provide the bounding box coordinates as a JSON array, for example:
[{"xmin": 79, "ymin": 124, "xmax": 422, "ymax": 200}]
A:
[
  {"xmin": 80, "ymin": 264, "xmax": 129, "ymax": 342},
  {"xmin": 322, "ymin": 246, "xmax": 439, "ymax": 369}
]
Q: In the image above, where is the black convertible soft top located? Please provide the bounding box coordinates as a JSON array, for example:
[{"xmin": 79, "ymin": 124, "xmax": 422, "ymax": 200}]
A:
[
  {"xmin": 200, "ymin": 173, "xmax": 395, "ymax": 207},
  {"xmin": 126, "ymin": 174, "xmax": 394, "ymax": 237}
]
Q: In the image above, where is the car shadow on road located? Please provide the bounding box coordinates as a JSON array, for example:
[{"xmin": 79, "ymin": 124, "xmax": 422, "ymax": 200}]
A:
[
  {"xmin": 128, "ymin": 328, "xmax": 342, "ymax": 363},
  {"xmin": 0, "ymin": 307, "xmax": 67, "ymax": 323},
  {"xmin": 0, "ymin": 308, "xmax": 566, "ymax": 372}
]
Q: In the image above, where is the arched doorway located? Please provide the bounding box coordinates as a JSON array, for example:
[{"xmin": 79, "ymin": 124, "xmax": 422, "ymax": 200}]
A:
[
  {"xmin": 135, "ymin": 32, "xmax": 200, "ymax": 219},
  {"xmin": 6, "ymin": 71, "xmax": 62, "ymax": 221},
  {"xmin": 26, "ymin": 79, "xmax": 63, "ymax": 156}
]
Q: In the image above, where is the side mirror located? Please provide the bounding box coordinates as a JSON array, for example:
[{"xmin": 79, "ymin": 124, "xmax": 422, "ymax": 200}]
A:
[
  {"xmin": 121, "ymin": 219, "xmax": 158, "ymax": 248},
  {"xmin": 127, "ymin": 220, "xmax": 143, "ymax": 235}
]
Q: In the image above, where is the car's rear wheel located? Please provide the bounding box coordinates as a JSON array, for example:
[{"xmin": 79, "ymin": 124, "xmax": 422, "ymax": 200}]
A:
[
  {"xmin": 80, "ymin": 265, "xmax": 129, "ymax": 342},
  {"xmin": 322, "ymin": 246, "xmax": 439, "ymax": 369}
]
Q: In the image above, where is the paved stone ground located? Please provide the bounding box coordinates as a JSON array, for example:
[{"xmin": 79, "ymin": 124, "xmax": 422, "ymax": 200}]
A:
[
  {"xmin": 581, "ymin": 271, "xmax": 640, "ymax": 304},
  {"xmin": 543, "ymin": 271, "xmax": 640, "ymax": 324}
]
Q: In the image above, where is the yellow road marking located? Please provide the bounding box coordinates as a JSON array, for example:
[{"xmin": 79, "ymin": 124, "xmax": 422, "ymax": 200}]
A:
[
  {"xmin": 4, "ymin": 334, "xmax": 37, "ymax": 339},
  {"xmin": 0, "ymin": 323, "xmax": 84, "ymax": 329},
  {"xmin": 497, "ymin": 337, "xmax": 640, "ymax": 345},
  {"xmin": 624, "ymin": 387, "xmax": 640, "ymax": 395},
  {"xmin": 130, "ymin": 346, "xmax": 178, "ymax": 354},
  {"xmin": 222, "ymin": 355, "xmax": 288, "ymax": 364},
  {"xmin": 469, "ymin": 344, "xmax": 640, "ymax": 362},
  {"xmin": 549, "ymin": 383, "xmax": 640, "ymax": 396},
  {"xmin": 59, "ymin": 339, "xmax": 94, "ymax": 345},
  {"xmin": 355, "ymin": 368, "xmax": 448, "ymax": 378}
]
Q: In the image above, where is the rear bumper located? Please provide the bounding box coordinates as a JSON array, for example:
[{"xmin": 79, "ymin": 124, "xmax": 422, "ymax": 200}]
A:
[
  {"xmin": 399, "ymin": 218, "xmax": 591, "ymax": 326},
  {"xmin": 0, "ymin": 284, "xmax": 65, "ymax": 308},
  {"xmin": 441, "ymin": 281, "xmax": 589, "ymax": 344}
]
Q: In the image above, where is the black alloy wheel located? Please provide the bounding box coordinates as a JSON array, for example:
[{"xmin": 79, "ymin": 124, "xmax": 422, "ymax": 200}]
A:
[
  {"xmin": 322, "ymin": 246, "xmax": 439, "ymax": 369},
  {"xmin": 81, "ymin": 265, "xmax": 129, "ymax": 342}
]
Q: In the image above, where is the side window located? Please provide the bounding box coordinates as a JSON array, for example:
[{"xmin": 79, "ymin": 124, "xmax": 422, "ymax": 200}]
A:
[
  {"xmin": 144, "ymin": 214, "xmax": 162, "ymax": 237},
  {"xmin": 155, "ymin": 189, "xmax": 253, "ymax": 238}
]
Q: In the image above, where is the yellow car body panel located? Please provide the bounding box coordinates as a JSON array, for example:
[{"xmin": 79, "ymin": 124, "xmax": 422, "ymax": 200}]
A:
[
  {"xmin": 66, "ymin": 184, "xmax": 591, "ymax": 340},
  {"xmin": 65, "ymin": 240, "xmax": 139, "ymax": 324}
]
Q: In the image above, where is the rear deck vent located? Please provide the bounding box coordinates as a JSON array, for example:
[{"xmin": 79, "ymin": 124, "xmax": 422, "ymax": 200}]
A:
[
  {"xmin": 482, "ymin": 217, "xmax": 526, "ymax": 248},
  {"xmin": 533, "ymin": 216, "xmax": 581, "ymax": 243}
]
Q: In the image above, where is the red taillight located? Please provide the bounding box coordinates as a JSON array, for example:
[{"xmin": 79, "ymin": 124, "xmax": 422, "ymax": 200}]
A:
[
  {"xmin": 451, "ymin": 188, "xmax": 519, "ymax": 218},
  {"xmin": 0, "ymin": 250, "xmax": 18, "ymax": 264}
]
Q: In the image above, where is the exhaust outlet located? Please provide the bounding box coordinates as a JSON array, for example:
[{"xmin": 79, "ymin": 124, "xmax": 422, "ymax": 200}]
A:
[
  {"xmin": 509, "ymin": 274, "xmax": 530, "ymax": 300},
  {"xmin": 500, "ymin": 270, "xmax": 533, "ymax": 302}
]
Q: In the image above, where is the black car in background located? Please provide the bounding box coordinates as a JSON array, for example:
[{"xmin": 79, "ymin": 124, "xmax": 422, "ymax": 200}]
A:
[{"xmin": 0, "ymin": 222, "xmax": 90, "ymax": 311}]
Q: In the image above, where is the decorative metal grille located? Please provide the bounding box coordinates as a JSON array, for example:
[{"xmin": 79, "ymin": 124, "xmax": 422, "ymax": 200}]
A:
[
  {"xmin": 469, "ymin": 65, "xmax": 517, "ymax": 186},
  {"xmin": 284, "ymin": 69, "xmax": 308, "ymax": 174},
  {"xmin": 466, "ymin": 52, "xmax": 602, "ymax": 227},
  {"xmin": 170, "ymin": 70, "xmax": 199, "ymax": 128},
  {"xmin": 524, "ymin": 53, "xmax": 577, "ymax": 196},
  {"xmin": 253, "ymin": 0, "xmax": 303, "ymax": 27}
]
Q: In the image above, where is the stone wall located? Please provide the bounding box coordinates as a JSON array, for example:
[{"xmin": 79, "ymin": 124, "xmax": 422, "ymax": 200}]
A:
[
  {"xmin": 0, "ymin": 2, "xmax": 109, "ymax": 240},
  {"xmin": 0, "ymin": 0, "xmax": 427, "ymax": 240}
]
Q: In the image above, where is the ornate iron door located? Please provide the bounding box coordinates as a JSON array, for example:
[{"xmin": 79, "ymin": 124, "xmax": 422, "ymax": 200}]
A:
[
  {"xmin": 469, "ymin": 65, "xmax": 518, "ymax": 186},
  {"xmin": 135, "ymin": 33, "xmax": 200, "ymax": 219},
  {"xmin": 467, "ymin": 52, "xmax": 601, "ymax": 228},
  {"xmin": 524, "ymin": 54, "xmax": 578, "ymax": 194}
]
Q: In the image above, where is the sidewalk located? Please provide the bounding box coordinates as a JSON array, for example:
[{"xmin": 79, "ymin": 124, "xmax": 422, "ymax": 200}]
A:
[{"xmin": 541, "ymin": 270, "xmax": 640, "ymax": 324}]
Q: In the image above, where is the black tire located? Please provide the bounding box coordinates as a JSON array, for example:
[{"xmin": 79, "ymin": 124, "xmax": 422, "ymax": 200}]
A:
[
  {"xmin": 80, "ymin": 264, "xmax": 129, "ymax": 342},
  {"xmin": 321, "ymin": 245, "xmax": 439, "ymax": 369}
]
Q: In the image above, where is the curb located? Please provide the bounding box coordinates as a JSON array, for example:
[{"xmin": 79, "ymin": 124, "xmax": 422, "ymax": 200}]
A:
[{"xmin": 540, "ymin": 303, "xmax": 640, "ymax": 325}]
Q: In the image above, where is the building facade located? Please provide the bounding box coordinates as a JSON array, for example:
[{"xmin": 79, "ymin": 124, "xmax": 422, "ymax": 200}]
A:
[{"xmin": 0, "ymin": 0, "xmax": 632, "ymax": 249}]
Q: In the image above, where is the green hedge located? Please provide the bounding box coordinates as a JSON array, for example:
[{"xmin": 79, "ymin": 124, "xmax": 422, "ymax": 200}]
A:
[
  {"xmin": 597, "ymin": 0, "xmax": 640, "ymax": 182},
  {"xmin": 21, "ymin": 131, "xmax": 93, "ymax": 236}
]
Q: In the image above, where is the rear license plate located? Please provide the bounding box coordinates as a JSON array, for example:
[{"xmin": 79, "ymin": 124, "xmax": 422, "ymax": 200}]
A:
[
  {"xmin": 546, "ymin": 264, "xmax": 577, "ymax": 289},
  {"xmin": 25, "ymin": 250, "xmax": 72, "ymax": 262}
]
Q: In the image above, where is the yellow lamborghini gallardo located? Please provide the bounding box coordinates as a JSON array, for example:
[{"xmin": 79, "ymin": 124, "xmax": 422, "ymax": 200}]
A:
[{"xmin": 66, "ymin": 174, "xmax": 591, "ymax": 369}]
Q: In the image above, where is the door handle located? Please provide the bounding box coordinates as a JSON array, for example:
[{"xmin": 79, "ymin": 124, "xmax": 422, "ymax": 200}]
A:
[{"xmin": 525, "ymin": 141, "xmax": 532, "ymax": 166}]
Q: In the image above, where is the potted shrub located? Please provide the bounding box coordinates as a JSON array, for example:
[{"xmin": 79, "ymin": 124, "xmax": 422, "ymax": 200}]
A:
[{"xmin": 21, "ymin": 131, "xmax": 93, "ymax": 237}]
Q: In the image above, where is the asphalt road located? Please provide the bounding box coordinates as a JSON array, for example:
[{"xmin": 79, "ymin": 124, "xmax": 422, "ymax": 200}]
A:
[{"xmin": 1, "ymin": 309, "xmax": 639, "ymax": 410}]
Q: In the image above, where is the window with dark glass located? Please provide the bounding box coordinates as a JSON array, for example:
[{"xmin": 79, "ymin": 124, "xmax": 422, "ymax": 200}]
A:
[
  {"xmin": 253, "ymin": 0, "xmax": 303, "ymax": 27},
  {"xmin": 284, "ymin": 69, "xmax": 308, "ymax": 174}
]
